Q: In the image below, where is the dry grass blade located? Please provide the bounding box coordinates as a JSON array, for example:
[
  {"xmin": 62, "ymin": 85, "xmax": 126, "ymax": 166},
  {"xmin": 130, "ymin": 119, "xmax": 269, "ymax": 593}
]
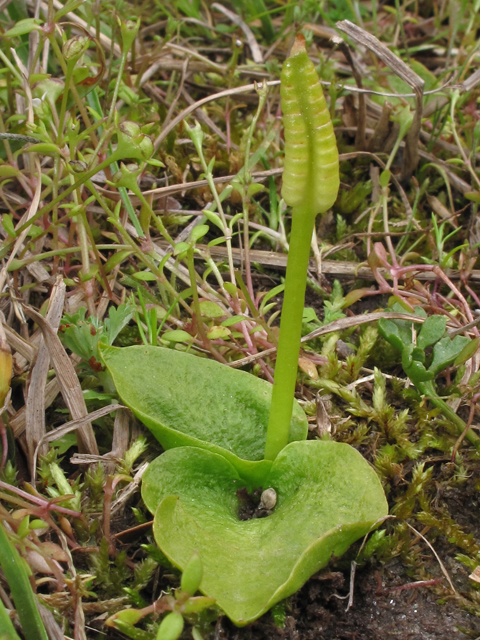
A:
[
  {"xmin": 332, "ymin": 35, "xmax": 366, "ymax": 150},
  {"xmin": 31, "ymin": 404, "xmax": 125, "ymax": 480},
  {"xmin": 106, "ymin": 408, "xmax": 131, "ymax": 475},
  {"xmin": 185, "ymin": 243, "xmax": 480, "ymax": 282},
  {"xmin": 37, "ymin": 604, "xmax": 64, "ymax": 640},
  {"xmin": 1, "ymin": 323, "xmax": 36, "ymax": 363},
  {"xmin": 111, "ymin": 461, "xmax": 148, "ymax": 515},
  {"xmin": 336, "ymin": 19, "xmax": 424, "ymax": 177},
  {"xmin": 212, "ymin": 3, "xmax": 264, "ymax": 64},
  {"xmin": 41, "ymin": 0, "xmax": 122, "ymax": 58},
  {"xmin": 10, "ymin": 378, "xmax": 60, "ymax": 438},
  {"xmin": 25, "ymin": 277, "xmax": 65, "ymax": 472},
  {"xmin": 23, "ymin": 307, "xmax": 99, "ymax": 458},
  {"xmin": 153, "ymin": 80, "xmax": 280, "ymax": 150},
  {"xmin": 404, "ymin": 522, "xmax": 456, "ymax": 594},
  {"xmin": 0, "ymin": 157, "xmax": 42, "ymax": 294},
  {"xmin": 229, "ymin": 311, "xmax": 427, "ymax": 368}
]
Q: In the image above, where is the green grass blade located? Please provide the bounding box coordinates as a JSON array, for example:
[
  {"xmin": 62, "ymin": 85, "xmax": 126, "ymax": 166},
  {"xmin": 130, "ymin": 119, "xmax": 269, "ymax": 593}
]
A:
[
  {"xmin": 0, "ymin": 522, "xmax": 48, "ymax": 640},
  {"xmin": 0, "ymin": 598, "xmax": 22, "ymax": 640}
]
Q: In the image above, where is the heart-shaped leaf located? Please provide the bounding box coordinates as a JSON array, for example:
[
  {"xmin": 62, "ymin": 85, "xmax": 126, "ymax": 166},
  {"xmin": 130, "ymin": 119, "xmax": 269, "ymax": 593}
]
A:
[
  {"xmin": 99, "ymin": 345, "xmax": 308, "ymax": 485},
  {"xmin": 142, "ymin": 441, "xmax": 388, "ymax": 626}
]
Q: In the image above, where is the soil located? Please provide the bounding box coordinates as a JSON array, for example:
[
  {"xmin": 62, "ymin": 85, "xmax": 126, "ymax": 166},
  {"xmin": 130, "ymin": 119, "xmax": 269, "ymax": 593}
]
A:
[{"xmin": 217, "ymin": 560, "xmax": 480, "ymax": 640}]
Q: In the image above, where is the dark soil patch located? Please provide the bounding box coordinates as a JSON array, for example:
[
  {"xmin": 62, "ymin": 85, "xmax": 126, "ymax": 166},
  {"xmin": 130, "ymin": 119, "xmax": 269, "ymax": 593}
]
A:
[{"xmin": 217, "ymin": 560, "xmax": 480, "ymax": 640}]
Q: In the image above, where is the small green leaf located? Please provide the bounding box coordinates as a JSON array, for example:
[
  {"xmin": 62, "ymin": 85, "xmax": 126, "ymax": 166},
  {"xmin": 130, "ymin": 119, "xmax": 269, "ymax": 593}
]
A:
[
  {"xmin": 183, "ymin": 596, "xmax": 216, "ymax": 614},
  {"xmin": 378, "ymin": 318, "xmax": 412, "ymax": 351},
  {"xmin": 191, "ymin": 224, "xmax": 209, "ymax": 243},
  {"xmin": 417, "ymin": 315, "xmax": 446, "ymax": 349},
  {"xmin": 199, "ymin": 301, "xmax": 224, "ymax": 319},
  {"xmin": 378, "ymin": 304, "xmax": 424, "ymax": 351},
  {"xmin": 162, "ymin": 330, "xmax": 193, "ymax": 343},
  {"xmin": 379, "ymin": 170, "xmax": 391, "ymax": 188},
  {"xmin": 4, "ymin": 18, "xmax": 42, "ymax": 37},
  {"xmin": 17, "ymin": 516, "xmax": 30, "ymax": 539},
  {"xmin": 220, "ymin": 315, "xmax": 245, "ymax": 327},
  {"xmin": 464, "ymin": 191, "xmax": 480, "ymax": 204},
  {"xmin": 2, "ymin": 214, "xmax": 16, "ymax": 238},
  {"xmin": 132, "ymin": 271, "xmax": 157, "ymax": 281},
  {"xmin": 203, "ymin": 209, "xmax": 224, "ymax": 231},
  {"xmin": 247, "ymin": 183, "xmax": 267, "ymax": 197},
  {"xmin": 25, "ymin": 143, "xmax": 61, "ymax": 156},
  {"xmin": 206, "ymin": 326, "xmax": 231, "ymax": 340},
  {"xmin": 429, "ymin": 335, "xmax": 470, "ymax": 376},
  {"xmin": 173, "ymin": 242, "xmax": 190, "ymax": 256},
  {"xmin": 146, "ymin": 158, "xmax": 165, "ymax": 167},
  {"xmin": 156, "ymin": 612, "xmax": 184, "ymax": 640},
  {"xmin": 454, "ymin": 337, "xmax": 480, "ymax": 366},
  {"xmin": 0, "ymin": 166, "xmax": 20, "ymax": 178},
  {"xmin": 105, "ymin": 250, "xmax": 134, "ymax": 273},
  {"xmin": 112, "ymin": 609, "xmax": 144, "ymax": 626},
  {"xmin": 108, "ymin": 619, "xmax": 153, "ymax": 640}
]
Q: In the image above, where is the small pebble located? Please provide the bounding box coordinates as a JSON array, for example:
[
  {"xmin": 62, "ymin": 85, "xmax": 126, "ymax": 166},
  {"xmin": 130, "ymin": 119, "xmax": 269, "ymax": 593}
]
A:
[{"xmin": 260, "ymin": 488, "xmax": 277, "ymax": 511}]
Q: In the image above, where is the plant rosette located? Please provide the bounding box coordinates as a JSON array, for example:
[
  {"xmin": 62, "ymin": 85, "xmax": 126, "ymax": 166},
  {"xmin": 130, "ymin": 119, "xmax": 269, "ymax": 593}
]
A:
[{"xmin": 141, "ymin": 442, "xmax": 387, "ymax": 625}]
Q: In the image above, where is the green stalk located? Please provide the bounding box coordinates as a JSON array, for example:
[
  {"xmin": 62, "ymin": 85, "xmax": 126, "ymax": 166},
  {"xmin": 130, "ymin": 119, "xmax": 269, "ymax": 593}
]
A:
[
  {"xmin": 265, "ymin": 206, "xmax": 315, "ymax": 460},
  {"xmin": 187, "ymin": 247, "xmax": 207, "ymax": 344}
]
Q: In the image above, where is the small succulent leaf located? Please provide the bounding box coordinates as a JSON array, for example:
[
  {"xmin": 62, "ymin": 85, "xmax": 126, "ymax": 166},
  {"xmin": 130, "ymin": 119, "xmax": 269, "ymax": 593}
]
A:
[
  {"xmin": 379, "ymin": 170, "xmax": 391, "ymax": 188},
  {"xmin": 182, "ymin": 596, "xmax": 216, "ymax": 614},
  {"xmin": 198, "ymin": 301, "xmax": 224, "ymax": 319},
  {"xmin": 417, "ymin": 315, "xmax": 447, "ymax": 350},
  {"xmin": 206, "ymin": 326, "xmax": 231, "ymax": 340},
  {"xmin": 142, "ymin": 441, "xmax": 387, "ymax": 626},
  {"xmin": 25, "ymin": 143, "xmax": 61, "ymax": 157},
  {"xmin": 109, "ymin": 609, "xmax": 144, "ymax": 626},
  {"xmin": 156, "ymin": 612, "xmax": 184, "ymax": 640},
  {"xmin": 428, "ymin": 335, "xmax": 470, "ymax": 376},
  {"xmin": 99, "ymin": 345, "xmax": 308, "ymax": 485},
  {"xmin": 0, "ymin": 165, "xmax": 21, "ymax": 178}
]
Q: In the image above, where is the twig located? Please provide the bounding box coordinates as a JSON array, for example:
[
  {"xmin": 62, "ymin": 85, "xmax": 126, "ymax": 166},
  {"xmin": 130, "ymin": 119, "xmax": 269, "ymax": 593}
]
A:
[
  {"xmin": 228, "ymin": 311, "xmax": 427, "ymax": 368},
  {"xmin": 212, "ymin": 3, "xmax": 263, "ymax": 64}
]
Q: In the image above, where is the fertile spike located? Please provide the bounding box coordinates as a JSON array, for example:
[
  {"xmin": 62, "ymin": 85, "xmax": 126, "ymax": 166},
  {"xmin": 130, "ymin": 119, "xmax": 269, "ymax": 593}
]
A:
[{"xmin": 281, "ymin": 34, "xmax": 340, "ymax": 214}]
